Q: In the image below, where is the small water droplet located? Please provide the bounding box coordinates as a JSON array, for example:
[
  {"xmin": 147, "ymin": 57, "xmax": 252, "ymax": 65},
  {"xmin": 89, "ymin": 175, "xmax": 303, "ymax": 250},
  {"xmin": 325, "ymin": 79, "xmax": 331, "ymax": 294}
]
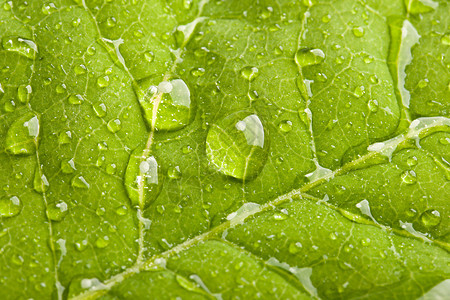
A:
[
  {"xmin": 115, "ymin": 205, "xmax": 128, "ymax": 216},
  {"xmin": 420, "ymin": 210, "xmax": 441, "ymax": 227},
  {"xmin": 288, "ymin": 242, "xmax": 302, "ymax": 254},
  {"xmin": 322, "ymin": 14, "xmax": 331, "ymax": 23},
  {"xmin": 68, "ymin": 94, "xmax": 84, "ymax": 105},
  {"xmin": 75, "ymin": 240, "xmax": 88, "ymax": 252},
  {"xmin": 206, "ymin": 111, "xmax": 269, "ymax": 180},
  {"xmin": 190, "ymin": 67, "xmax": 205, "ymax": 77},
  {"xmin": 439, "ymin": 137, "xmax": 450, "ymax": 145},
  {"xmin": 363, "ymin": 55, "xmax": 374, "ymax": 64},
  {"xmin": 401, "ymin": 170, "xmax": 417, "ymax": 185},
  {"xmin": 46, "ymin": 200, "xmax": 68, "ymax": 222},
  {"xmin": 87, "ymin": 46, "xmax": 96, "ymax": 56},
  {"xmin": 106, "ymin": 16, "xmax": 117, "ymax": 27},
  {"xmin": 352, "ymin": 26, "xmax": 365, "ymax": 37},
  {"xmin": 106, "ymin": 163, "xmax": 116, "ymax": 175},
  {"xmin": 41, "ymin": 2, "xmax": 57, "ymax": 14},
  {"xmin": 353, "ymin": 86, "xmax": 365, "ymax": 98},
  {"xmin": 135, "ymin": 78, "xmax": 195, "ymax": 131},
  {"xmin": 367, "ymin": 99, "xmax": 378, "ymax": 112},
  {"xmin": 61, "ymin": 158, "xmax": 76, "ymax": 174},
  {"xmin": 71, "ymin": 175, "xmax": 90, "ymax": 189},
  {"xmin": 0, "ymin": 196, "xmax": 22, "ymax": 218},
  {"xmin": 124, "ymin": 147, "xmax": 163, "ymax": 208},
  {"xmin": 144, "ymin": 51, "xmax": 154, "ymax": 62},
  {"xmin": 240, "ymin": 66, "xmax": 259, "ymax": 82},
  {"xmin": 17, "ymin": 85, "xmax": 32, "ymax": 104},
  {"xmin": 56, "ymin": 84, "xmax": 67, "ymax": 94},
  {"xmin": 182, "ymin": 145, "xmax": 193, "ymax": 154},
  {"xmin": 278, "ymin": 120, "xmax": 293, "ymax": 132},
  {"xmin": 441, "ymin": 34, "xmax": 450, "ymax": 46},
  {"xmin": 168, "ymin": 166, "xmax": 182, "ymax": 179},
  {"xmin": 33, "ymin": 169, "xmax": 49, "ymax": 193},
  {"xmin": 58, "ymin": 131, "xmax": 72, "ymax": 145},
  {"xmin": 1, "ymin": 36, "xmax": 37, "ymax": 59},
  {"xmin": 295, "ymin": 48, "xmax": 325, "ymax": 67},
  {"xmin": 369, "ymin": 75, "xmax": 379, "ymax": 84},
  {"xmin": 107, "ymin": 119, "xmax": 121, "ymax": 133},
  {"xmin": 95, "ymin": 236, "xmax": 110, "ymax": 248},
  {"xmin": 5, "ymin": 112, "xmax": 39, "ymax": 155},
  {"xmin": 97, "ymin": 76, "xmax": 110, "ymax": 88},
  {"xmin": 406, "ymin": 156, "xmax": 418, "ymax": 167},
  {"xmin": 93, "ymin": 103, "xmax": 107, "ymax": 117}
]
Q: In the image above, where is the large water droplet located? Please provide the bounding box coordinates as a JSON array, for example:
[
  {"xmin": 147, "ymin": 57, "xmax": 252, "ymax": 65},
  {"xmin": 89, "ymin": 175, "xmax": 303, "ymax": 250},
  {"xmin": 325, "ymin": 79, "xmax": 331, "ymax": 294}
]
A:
[
  {"xmin": 420, "ymin": 209, "xmax": 441, "ymax": 228},
  {"xmin": 0, "ymin": 196, "xmax": 22, "ymax": 218},
  {"xmin": 295, "ymin": 48, "xmax": 325, "ymax": 67},
  {"xmin": 46, "ymin": 200, "xmax": 69, "ymax": 222},
  {"xmin": 1, "ymin": 36, "xmax": 38, "ymax": 59},
  {"xmin": 135, "ymin": 78, "xmax": 195, "ymax": 131},
  {"xmin": 206, "ymin": 111, "xmax": 269, "ymax": 180},
  {"xmin": 124, "ymin": 146, "xmax": 163, "ymax": 209},
  {"xmin": 5, "ymin": 112, "xmax": 39, "ymax": 155}
]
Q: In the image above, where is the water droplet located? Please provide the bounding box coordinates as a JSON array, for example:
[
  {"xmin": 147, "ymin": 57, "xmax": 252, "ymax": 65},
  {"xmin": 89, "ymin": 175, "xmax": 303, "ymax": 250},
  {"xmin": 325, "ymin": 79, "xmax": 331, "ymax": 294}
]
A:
[
  {"xmin": 1, "ymin": 36, "xmax": 37, "ymax": 59},
  {"xmin": 406, "ymin": 156, "xmax": 418, "ymax": 167},
  {"xmin": 74, "ymin": 64, "xmax": 87, "ymax": 75},
  {"xmin": 106, "ymin": 16, "xmax": 117, "ymax": 27},
  {"xmin": 370, "ymin": 75, "xmax": 379, "ymax": 84},
  {"xmin": 182, "ymin": 145, "xmax": 193, "ymax": 154},
  {"xmin": 68, "ymin": 94, "xmax": 84, "ymax": 105},
  {"xmin": 278, "ymin": 120, "xmax": 293, "ymax": 132},
  {"xmin": 12, "ymin": 254, "xmax": 24, "ymax": 265},
  {"xmin": 97, "ymin": 76, "xmax": 110, "ymax": 88},
  {"xmin": 46, "ymin": 200, "xmax": 68, "ymax": 221},
  {"xmin": 352, "ymin": 26, "xmax": 365, "ymax": 37},
  {"xmin": 106, "ymin": 163, "xmax": 116, "ymax": 175},
  {"xmin": 42, "ymin": 2, "xmax": 57, "ymax": 14},
  {"xmin": 5, "ymin": 112, "xmax": 39, "ymax": 155},
  {"xmin": 240, "ymin": 66, "xmax": 260, "ymax": 82},
  {"xmin": 107, "ymin": 119, "xmax": 121, "ymax": 133},
  {"xmin": 441, "ymin": 34, "xmax": 450, "ymax": 46},
  {"xmin": 322, "ymin": 14, "xmax": 331, "ymax": 23},
  {"xmin": 401, "ymin": 170, "xmax": 417, "ymax": 185},
  {"xmin": 71, "ymin": 175, "xmax": 90, "ymax": 189},
  {"xmin": 93, "ymin": 103, "xmax": 107, "ymax": 117},
  {"xmin": 72, "ymin": 18, "xmax": 81, "ymax": 27},
  {"xmin": 206, "ymin": 111, "xmax": 269, "ymax": 180},
  {"xmin": 95, "ymin": 236, "xmax": 110, "ymax": 248},
  {"xmin": 295, "ymin": 48, "xmax": 325, "ymax": 67},
  {"xmin": 17, "ymin": 85, "xmax": 32, "ymax": 104},
  {"xmin": 33, "ymin": 169, "xmax": 49, "ymax": 193},
  {"xmin": 190, "ymin": 67, "xmax": 205, "ymax": 77},
  {"xmin": 353, "ymin": 86, "xmax": 365, "ymax": 98},
  {"xmin": 288, "ymin": 242, "xmax": 302, "ymax": 254},
  {"xmin": 135, "ymin": 78, "xmax": 195, "ymax": 131},
  {"xmin": 260, "ymin": 6, "xmax": 273, "ymax": 19},
  {"xmin": 115, "ymin": 205, "xmax": 128, "ymax": 216},
  {"xmin": 75, "ymin": 240, "xmax": 88, "ymax": 252},
  {"xmin": 0, "ymin": 196, "xmax": 22, "ymax": 218},
  {"xmin": 58, "ymin": 131, "xmax": 72, "ymax": 145},
  {"xmin": 367, "ymin": 99, "xmax": 378, "ymax": 112},
  {"xmin": 439, "ymin": 137, "xmax": 450, "ymax": 145},
  {"xmin": 363, "ymin": 55, "xmax": 374, "ymax": 64},
  {"xmin": 61, "ymin": 158, "xmax": 76, "ymax": 174},
  {"xmin": 124, "ymin": 147, "xmax": 163, "ymax": 209},
  {"xmin": 176, "ymin": 275, "xmax": 198, "ymax": 291},
  {"xmin": 167, "ymin": 166, "xmax": 182, "ymax": 179},
  {"xmin": 144, "ymin": 51, "xmax": 154, "ymax": 62},
  {"xmin": 56, "ymin": 84, "xmax": 67, "ymax": 94},
  {"xmin": 273, "ymin": 212, "xmax": 288, "ymax": 220},
  {"xmin": 420, "ymin": 210, "xmax": 441, "ymax": 227}
]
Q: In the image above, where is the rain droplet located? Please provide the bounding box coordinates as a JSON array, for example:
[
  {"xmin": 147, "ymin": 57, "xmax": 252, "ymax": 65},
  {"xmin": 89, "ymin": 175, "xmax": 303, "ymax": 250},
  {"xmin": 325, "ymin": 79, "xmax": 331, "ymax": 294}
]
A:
[
  {"xmin": 135, "ymin": 78, "xmax": 195, "ymax": 131},
  {"xmin": 288, "ymin": 242, "xmax": 302, "ymax": 254},
  {"xmin": 240, "ymin": 66, "xmax": 259, "ymax": 81},
  {"xmin": 46, "ymin": 200, "xmax": 68, "ymax": 222},
  {"xmin": 167, "ymin": 166, "xmax": 182, "ymax": 179},
  {"xmin": 353, "ymin": 86, "xmax": 365, "ymax": 98},
  {"xmin": 206, "ymin": 111, "xmax": 269, "ymax": 180},
  {"xmin": 58, "ymin": 131, "xmax": 72, "ymax": 145},
  {"xmin": 352, "ymin": 26, "xmax": 365, "ymax": 37},
  {"xmin": 367, "ymin": 99, "xmax": 378, "ymax": 112},
  {"xmin": 406, "ymin": 156, "xmax": 418, "ymax": 167},
  {"xmin": 75, "ymin": 240, "xmax": 88, "ymax": 252},
  {"xmin": 93, "ymin": 103, "xmax": 107, "ymax": 117},
  {"xmin": 115, "ymin": 205, "xmax": 128, "ymax": 216},
  {"xmin": 60, "ymin": 158, "xmax": 76, "ymax": 174},
  {"xmin": 71, "ymin": 175, "xmax": 90, "ymax": 189},
  {"xmin": 401, "ymin": 170, "xmax": 417, "ymax": 185},
  {"xmin": 95, "ymin": 236, "xmax": 110, "ymax": 248},
  {"xmin": 33, "ymin": 169, "xmax": 49, "ymax": 193},
  {"xmin": 190, "ymin": 67, "xmax": 205, "ymax": 77},
  {"xmin": 124, "ymin": 147, "xmax": 163, "ymax": 208},
  {"xmin": 68, "ymin": 94, "xmax": 84, "ymax": 105},
  {"xmin": 295, "ymin": 48, "xmax": 325, "ymax": 67},
  {"xmin": 97, "ymin": 76, "xmax": 110, "ymax": 88},
  {"xmin": 17, "ymin": 85, "xmax": 32, "ymax": 104},
  {"xmin": 107, "ymin": 119, "xmax": 121, "ymax": 133},
  {"xmin": 74, "ymin": 64, "xmax": 87, "ymax": 75},
  {"xmin": 278, "ymin": 120, "xmax": 293, "ymax": 132},
  {"xmin": 0, "ymin": 196, "xmax": 22, "ymax": 218},
  {"xmin": 41, "ymin": 2, "xmax": 57, "ymax": 14},
  {"xmin": 1, "ymin": 36, "xmax": 38, "ymax": 59},
  {"xmin": 5, "ymin": 112, "xmax": 39, "ymax": 155},
  {"xmin": 420, "ymin": 210, "xmax": 441, "ymax": 227}
]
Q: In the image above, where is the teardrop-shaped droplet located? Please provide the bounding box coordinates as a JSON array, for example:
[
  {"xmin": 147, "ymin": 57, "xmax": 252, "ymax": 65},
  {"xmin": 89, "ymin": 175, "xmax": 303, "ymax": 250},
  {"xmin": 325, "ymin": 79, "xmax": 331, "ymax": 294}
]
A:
[
  {"xmin": 135, "ymin": 78, "xmax": 195, "ymax": 131},
  {"xmin": 206, "ymin": 111, "xmax": 269, "ymax": 180},
  {"xmin": 5, "ymin": 112, "xmax": 39, "ymax": 155},
  {"xmin": 295, "ymin": 48, "xmax": 325, "ymax": 68},
  {"xmin": 33, "ymin": 168, "xmax": 49, "ymax": 193},
  {"xmin": 0, "ymin": 196, "xmax": 22, "ymax": 218},
  {"xmin": 124, "ymin": 146, "xmax": 164, "ymax": 208},
  {"xmin": 71, "ymin": 175, "xmax": 90, "ymax": 189},
  {"xmin": 46, "ymin": 200, "xmax": 69, "ymax": 222},
  {"xmin": 1, "ymin": 36, "xmax": 37, "ymax": 59}
]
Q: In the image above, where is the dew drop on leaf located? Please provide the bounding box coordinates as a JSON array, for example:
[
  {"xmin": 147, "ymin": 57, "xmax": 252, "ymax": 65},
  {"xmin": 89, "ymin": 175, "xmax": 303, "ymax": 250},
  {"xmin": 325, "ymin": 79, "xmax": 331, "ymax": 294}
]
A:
[
  {"xmin": 135, "ymin": 78, "xmax": 195, "ymax": 131},
  {"xmin": 68, "ymin": 94, "xmax": 84, "ymax": 105},
  {"xmin": 367, "ymin": 99, "xmax": 378, "ymax": 112},
  {"xmin": 46, "ymin": 200, "xmax": 68, "ymax": 222},
  {"xmin": 206, "ymin": 111, "xmax": 269, "ymax": 180},
  {"xmin": 97, "ymin": 76, "xmax": 110, "ymax": 88},
  {"xmin": 1, "ymin": 36, "xmax": 37, "ymax": 59},
  {"xmin": 71, "ymin": 175, "xmax": 90, "ymax": 189},
  {"xmin": 0, "ymin": 196, "xmax": 22, "ymax": 218},
  {"xmin": 240, "ymin": 66, "xmax": 259, "ymax": 81},
  {"xmin": 93, "ymin": 102, "xmax": 107, "ymax": 117},
  {"xmin": 295, "ymin": 48, "xmax": 325, "ymax": 68},
  {"xmin": 401, "ymin": 170, "xmax": 417, "ymax": 185},
  {"xmin": 352, "ymin": 26, "xmax": 365, "ymax": 37},
  {"xmin": 167, "ymin": 166, "xmax": 182, "ymax": 179},
  {"xmin": 124, "ymin": 147, "xmax": 164, "ymax": 209},
  {"xmin": 33, "ymin": 169, "xmax": 49, "ymax": 193},
  {"xmin": 420, "ymin": 210, "xmax": 441, "ymax": 227},
  {"xmin": 441, "ymin": 34, "xmax": 450, "ymax": 46},
  {"xmin": 58, "ymin": 130, "xmax": 72, "ymax": 145},
  {"xmin": 74, "ymin": 240, "xmax": 88, "ymax": 252},
  {"xmin": 95, "ymin": 236, "xmax": 110, "ymax": 248},
  {"xmin": 107, "ymin": 119, "xmax": 121, "ymax": 133},
  {"xmin": 5, "ymin": 112, "xmax": 39, "ymax": 155},
  {"xmin": 74, "ymin": 64, "xmax": 87, "ymax": 75},
  {"xmin": 17, "ymin": 85, "xmax": 32, "ymax": 104},
  {"xmin": 115, "ymin": 205, "xmax": 128, "ymax": 216},
  {"xmin": 278, "ymin": 120, "xmax": 293, "ymax": 132}
]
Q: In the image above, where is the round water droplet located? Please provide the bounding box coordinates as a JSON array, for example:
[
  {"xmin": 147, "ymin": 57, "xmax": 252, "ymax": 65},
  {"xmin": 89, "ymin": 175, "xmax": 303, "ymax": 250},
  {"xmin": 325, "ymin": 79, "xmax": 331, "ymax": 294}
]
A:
[
  {"xmin": 401, "ymin": 170, "xmax": 416, "ymax": 185},
  {"xmin": 135, "ymin": 77, "xmax": 195, "ymax": 131},
  {"xmin": 288, "ymin": 242, "xmax": 302, "ymax": 254},
  {"xmin": 240, "ymin": 66, "xmax": 260, "ymax": 82},
  {"xmin": 144, "ymin": 51, "xmax": 154, "ymax": 62},
  {"xmin": 75, "ymin": 239, "xmax": 88, "ymax": 252},
  {"xmin": 206, "ymin": 111, "xmax": 269, "ymax": 180},
  {"xmin": 33, "ymin": 169, "xmax": 49, "ymax": 193},
  {"xmin": 68, "ymin": 94, "xmax": 84, "ymax": 105},
  {"xmin": 1, "ymin": 36, "xmax": 37, "ymax": 59},
  {"xmin": 46, "ymin": 200, "xmax": 69, "ymax": 221},
  {"xmin": 190, "ymin": 67, "xmax": 205, "ymax": 77},
  {"xmin": 74, "ymin": 64, "xmax": 87, "ymax": 75},
  {"xmin": 115, "ymin": 205, "xmax": 128, "ymax": 216},
  {"xmin": 439, "ymin": 137, "xmax": 450, "ymax": 145},
  {"xmin": 367, "ymin": 99, "xmax": 378, "ymax": 112},
  {"xmin": 56, "ymin": 84, "xmax": 67, "ymax": 94},
  {"xmin": 106, "ymin": 16, "xmax": 117, "ymax": 27},
  {"xmin": 406, "ymin": 156, "xmax": 418, "ymax": 167},
  {"xmin": 295, "ymin": 48, "xmax": 325, "ymax": 67},
  {"xmin": 5, "ymin": 112, "xmax": 39, "ymax": 155},
  {"xmin": 278, "ymin": 120, "xmax": 293, "ymax": 132},
  {"xmin": 322, "ymin": 14, "xmax": 331, "ymax": 23},
  {"xmin": 273, "ymin": 212, "xmax": 288, "ymax": 220},
  {"xmin": 0, "ymin": 196, "xmax": 22, "ymax": 218},
  {"xmin": 95, "ymin": 236, "xmax": 110, "ymax": 248},
  {"xmin": 42, "ymin": 2, "xmax": 57, "ymax": 14},
  {"xmin": 124, "ymin": 146, "xmax": 164, "ymax": 208},
  {"xmin": 107, "ymin": 119, "xmax": 121, "ymax": 133},
  {"xmin": 93, "ymin": 102, "xmax": 107, "ymax": 117},
  {"xmin": 352, "ymin": 26, "xmax": 365, "ymax": 37},
  {"xmin": 97, "ymin": 76, "xmax": 110, "ymax": 88},
  {"xmin": 420, "ymin": 210, "xmax": 441, "ymax": 227},
  {"xmin": 168, "ymin": 166, "xmax": 182, "ymax": 179},
  {"xmin": 106, "ymin": 163, "xmax": 116, "ymax": 175},
  {"xmin": 353, "ymin": 86, "xmax": 365, "ymax": 98}
]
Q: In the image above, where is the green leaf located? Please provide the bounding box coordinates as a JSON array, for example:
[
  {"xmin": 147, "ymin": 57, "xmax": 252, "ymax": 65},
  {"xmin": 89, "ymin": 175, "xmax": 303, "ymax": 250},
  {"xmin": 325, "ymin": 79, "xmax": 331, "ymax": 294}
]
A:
[{"xmin": 0, "ymin": 0, "xmax": 448, "ymax": 299}]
